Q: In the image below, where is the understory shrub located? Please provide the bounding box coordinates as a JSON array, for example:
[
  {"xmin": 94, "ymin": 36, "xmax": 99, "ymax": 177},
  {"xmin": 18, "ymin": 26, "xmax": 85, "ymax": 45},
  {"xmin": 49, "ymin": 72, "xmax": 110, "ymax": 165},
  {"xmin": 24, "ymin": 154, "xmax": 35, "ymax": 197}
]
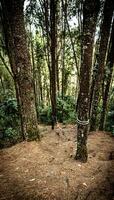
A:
[
  {"xmin": 105, "ymin": 93, "xmax": 114, "ymax": 133},
  {"xmin": 0, "ymin": 98, "xmax": 20, "ymax": 146},
  {"xmin": 105, "ymin": 110, "xmax": 114, "ymax": 132},
  {"xmin": 39, "ymin": 95, "xmax": 76, "ymax": 124}
]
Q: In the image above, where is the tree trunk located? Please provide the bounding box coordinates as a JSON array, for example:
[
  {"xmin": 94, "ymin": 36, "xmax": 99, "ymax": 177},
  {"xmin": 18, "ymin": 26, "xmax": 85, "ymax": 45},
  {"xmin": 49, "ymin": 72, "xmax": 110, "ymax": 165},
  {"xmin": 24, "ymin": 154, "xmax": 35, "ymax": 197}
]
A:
[
  {"xmin": 62, "ymin": 0, "xmax": 79, "ymax": 78},
  {"xmin": 75, "ymin": 0, "xmax": 100, "ymax": 162},
  {"xmin": 1, "ymin": 0, "xmax": 40, "ymax": 140},
  {"xmin": 89, "ymin": 37, "xmax": 100, "ymax": 116},
  {"xmin": 30, "ymin": 29, "xmax": 39, "ymax": 121},
  {"xmin": 61, "ymin": 0, "xmax": 66, "ymax": 123},
  {"xmin": 55, "ymin": 1, "xmax": 60, "ymax": 94},
  {"xmin": 50, "ymin": 0, "xmax": 57, "ymax": 129},
  {"xmin": 0, "ymin": 77, "xmax": 5, "ymax": 95},
  {"xmin": 90, "ymin": 0, "xmax": 114, "ymax": 131},
  {"xmin": 99, "ymin": 20, "xmax": 114, "ymax": 130},
  {"xmin": 56, "ymin": 56, "xmax": 60, "ymax": 94}
]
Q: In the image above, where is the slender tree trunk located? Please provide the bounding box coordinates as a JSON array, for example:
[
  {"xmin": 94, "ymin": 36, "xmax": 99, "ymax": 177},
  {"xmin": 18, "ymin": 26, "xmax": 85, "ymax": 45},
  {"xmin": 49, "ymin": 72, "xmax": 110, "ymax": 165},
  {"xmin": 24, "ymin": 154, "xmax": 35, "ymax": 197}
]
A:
[
  {"xmin": 99, "ymin": 20, "xmax": 114, "ymax": 130},
  {"xmin": 37, "ymin": 64, "xmax": 43, "ymax": 104},
  {"xmin": 89, "ymin": 37, "xmax": 100, "ymax": 115},
  {"xmin": 43, "ymin": 0, "xmax": 51, "ymax": 97},
  {"xmin": 50, "ymin": 0, "xmax": 57, "ymax": 129},
  {"xmin": 56, "ymin": 56, "xmax": 60, "ymax": 94},
  {"xmin": 0, "ymin": 77, "xmax": 5, "ymax": 95},
  {"xmin": 35, "ymin": 39, "xmax": 43, "ymax": 104},
  {"xmin": 0, "ymin": 52, "xmax": 13, "ymax": 78},
  {"xmin": 1, "ymin": 0, "xmax": 40, "ymax": 140},
  {"xmin": 55, "ymin": 1, "xmax": 60, "ymax": 94},
  {"xmin": 62, "ymin": 0, "xmax": 79, "ymax": 78},
  {"xmin": 61, "ymin": 0, "xmax": 66, "ymax": 122},
  {"xmin": 90, "ymin": 0, "xmax": 114, "ymax": 131},
  {"xmin": 30, "ymin": 29, "xmax": 39, "ymax": 121},
  {"xmin": 75, "ymin": 0, "xmax": 100, "ymax": 162}
]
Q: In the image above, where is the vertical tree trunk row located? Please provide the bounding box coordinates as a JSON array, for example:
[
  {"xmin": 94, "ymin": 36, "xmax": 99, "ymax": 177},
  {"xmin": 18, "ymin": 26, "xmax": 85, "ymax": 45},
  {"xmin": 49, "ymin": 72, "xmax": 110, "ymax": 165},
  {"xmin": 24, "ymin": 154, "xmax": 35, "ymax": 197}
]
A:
[
  {"xmin": 99, "ymin": 20, "xmax": 114, "ymax": 130},
  {"xmin": 90, "ymin": 0, "xmax": 114, "ymax": 131}
]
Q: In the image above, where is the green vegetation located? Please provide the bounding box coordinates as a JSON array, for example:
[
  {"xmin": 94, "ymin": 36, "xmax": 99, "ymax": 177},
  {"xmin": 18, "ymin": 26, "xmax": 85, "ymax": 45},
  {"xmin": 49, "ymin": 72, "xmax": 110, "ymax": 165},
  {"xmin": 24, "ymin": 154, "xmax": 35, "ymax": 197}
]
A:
[
  {"xmin": 0, "ymin": 99, "xmax": 20, "ymax": 147},
  {"xmin": 39, "ymin": 95, "xmax": 76, "ymax": 124},
  {"xmin": 105, "ymin": 89, "xmax": 114, "ymax": 133}
]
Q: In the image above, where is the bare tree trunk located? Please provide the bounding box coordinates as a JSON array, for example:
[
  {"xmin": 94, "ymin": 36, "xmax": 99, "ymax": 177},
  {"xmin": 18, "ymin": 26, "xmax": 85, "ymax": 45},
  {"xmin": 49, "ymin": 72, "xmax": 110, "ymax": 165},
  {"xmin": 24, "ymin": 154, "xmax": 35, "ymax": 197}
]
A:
[
  {"xmin": 89, "ymin": 37, "xmax": 100, "ymax": 116},
  {"xmin": 75, "ymin": 0, "xmax": 100, "ymax": 162},
  {"xmin": 56, "ymin": 56, "xmax": 60, "ymax": 94},
  {"xmin": 43, "ymin": 0, "xmax": 51, "ymax": 98},
  {"xmin": 62, "ymin": 0, "xmax": 79, "ymax": 78},
  {"xmin": 0, "ymin": 77, "xmax": 5, "ymax": 95},
  {"xmin": 1, "ymin": 0, "xmax": 40, "ymax": 140},
  {"xmin": 55, "ymin": 0, "xmax": 60, "ymax": 94},
  {"xmin": 61, "ymin": 0, "xmax": 66, "ymax": 122},
  {"xmin": 0, "ymin": 52, "xmax": 13, "ymax": 78},
  {"xmin": 90, "ymin": 0, "xmax": 114, "ymax": 131},
  {"xmin": 50, "ymin": 0, "xmax": 57, "ymax": 129},
  {"xmin": 29, "ymin": 28, "xmax": 39, "ymax": 121},
  {"xmin": 99, "ymin": 20, "xmax": 114, "ymax": 130}
]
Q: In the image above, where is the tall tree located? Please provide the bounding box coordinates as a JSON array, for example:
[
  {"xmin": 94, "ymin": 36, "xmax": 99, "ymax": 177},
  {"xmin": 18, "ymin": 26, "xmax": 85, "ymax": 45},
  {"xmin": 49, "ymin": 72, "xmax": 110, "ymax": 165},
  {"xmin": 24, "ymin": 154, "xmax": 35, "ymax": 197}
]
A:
[
  {"xmin": 75, "ymin": 0, "xmax": 100, "ymax": 162},
  {"xmin": 50, "ymin": 0, "xmax": 57, "ymax": 129},
  {"xmin": 1, "ymin": 0, "xmax": 40, "ymax": 140},
  {"xmin": 99, "ymin": 20, "xmax": 114, "ymax": 130},
  {"xmin": 61, "ymin": 0, "xmax": 66, "ymax": 122},
  {"xmin": 90, "ymin": 0, "xmax": 114, "ymax": 131}
]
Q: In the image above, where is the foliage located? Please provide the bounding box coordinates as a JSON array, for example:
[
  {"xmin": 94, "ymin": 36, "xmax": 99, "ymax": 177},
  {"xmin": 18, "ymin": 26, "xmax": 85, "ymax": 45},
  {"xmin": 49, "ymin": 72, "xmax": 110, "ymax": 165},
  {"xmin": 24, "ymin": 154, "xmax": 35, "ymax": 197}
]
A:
[
  {"xmin": 4, "ymin": 128, "xmax": 19, "ymax": 140},
  {"xmin": 0, "ymin": 98, "xmax": 20, "ymax": 143},
  {"xmin": 106, "ymin": 111, "xmax": 114, "ymax": 132},
  {"xmin": 39, "ymin": 96, "xmax": 76, "ymax": 124},
  {"xmin": 39, "ymin": 105, "xmax": 52, "ymax": 124},
  {"xmin": 105, "ymin": 89, "xmax": 114, "ymax": 132}
]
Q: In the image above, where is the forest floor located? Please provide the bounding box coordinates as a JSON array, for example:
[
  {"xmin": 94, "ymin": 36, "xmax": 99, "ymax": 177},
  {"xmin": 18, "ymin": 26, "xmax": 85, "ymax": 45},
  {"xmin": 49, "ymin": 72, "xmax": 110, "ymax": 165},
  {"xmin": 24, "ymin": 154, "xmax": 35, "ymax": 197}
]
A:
[{"xmin": 0, "ymin": 124, "xmax": 114, "ymax": 200}]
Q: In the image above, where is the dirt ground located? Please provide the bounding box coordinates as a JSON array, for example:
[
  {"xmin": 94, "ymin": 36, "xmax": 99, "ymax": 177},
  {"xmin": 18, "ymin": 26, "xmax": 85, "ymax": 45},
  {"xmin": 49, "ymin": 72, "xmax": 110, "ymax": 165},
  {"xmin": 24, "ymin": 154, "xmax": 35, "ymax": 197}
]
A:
[{"xmin": 0, "ymin": 124, "xmax": 114, "ymax": 200}]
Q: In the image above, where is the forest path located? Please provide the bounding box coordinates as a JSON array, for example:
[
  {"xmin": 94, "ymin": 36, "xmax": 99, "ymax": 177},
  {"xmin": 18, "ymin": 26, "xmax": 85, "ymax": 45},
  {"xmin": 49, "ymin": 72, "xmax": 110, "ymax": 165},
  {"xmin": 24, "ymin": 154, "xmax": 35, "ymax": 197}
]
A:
[{"xmin": 0, "ymin": 124, "xmax": 114, "ymax": 200}]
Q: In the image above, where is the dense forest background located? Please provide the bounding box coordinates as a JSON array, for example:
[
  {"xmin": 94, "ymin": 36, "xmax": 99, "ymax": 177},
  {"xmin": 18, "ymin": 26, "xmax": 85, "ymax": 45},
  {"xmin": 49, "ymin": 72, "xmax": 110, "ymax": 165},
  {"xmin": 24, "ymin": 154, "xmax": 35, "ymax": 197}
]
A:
[{"xmin": 0, "ymin": 0, "xmax": 114, "ymax": 162}]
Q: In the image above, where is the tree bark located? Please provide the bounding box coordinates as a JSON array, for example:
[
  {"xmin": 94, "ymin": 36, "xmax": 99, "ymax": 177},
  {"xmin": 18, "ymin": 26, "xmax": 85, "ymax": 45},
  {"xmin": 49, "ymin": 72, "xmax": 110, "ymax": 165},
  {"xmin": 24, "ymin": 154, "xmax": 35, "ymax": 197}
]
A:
[
  {"xmin": 1, "ymin": 0, "xmax": 40, "ymax": 140},
  {"xmin": 50, "ymin": 0, "xmax": 57, "ymax": 129},
  {"xmin": 61, "ymin": 0, "xmax": 66, "ymax": 122},
  {"xmin": 75, "ymin": 0, "xmax": 100, "ymax": 162},
  {"xmin": 90, "ymin": 0, "xmax": 114, "ymax": 131},
  {"xmin": 99, "ymin": 20, "xmax": 114, "ymax": 130},
  {"xmin": 30, "ymin": 29, "xmax": 39, "ymax": 121}
]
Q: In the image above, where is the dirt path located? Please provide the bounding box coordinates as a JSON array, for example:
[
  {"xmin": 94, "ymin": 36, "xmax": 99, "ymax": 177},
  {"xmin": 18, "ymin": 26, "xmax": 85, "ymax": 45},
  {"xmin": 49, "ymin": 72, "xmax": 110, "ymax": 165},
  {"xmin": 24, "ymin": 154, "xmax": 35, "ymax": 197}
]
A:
[{"xmin": 0, "ymin": 124, "xmax": 114, "ymax": 200}]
